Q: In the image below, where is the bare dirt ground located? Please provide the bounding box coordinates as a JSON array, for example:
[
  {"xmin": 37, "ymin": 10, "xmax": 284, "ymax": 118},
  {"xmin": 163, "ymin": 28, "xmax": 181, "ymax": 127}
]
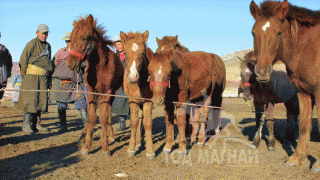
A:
[{"xmin": 1, "ymin": 96, "xmax": 320, "ymax": 180}]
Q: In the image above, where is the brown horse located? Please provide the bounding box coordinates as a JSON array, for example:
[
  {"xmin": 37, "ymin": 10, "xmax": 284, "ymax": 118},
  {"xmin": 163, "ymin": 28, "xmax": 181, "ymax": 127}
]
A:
[
  {"xmin": 250, "ymin": 0, "xmax": 320, "ymax": 172},
  {"xmin": 119, "ymin": 30, "xmax": 154, "ymax": 159},
  {"xmin": 66, "ymin": 14, "xmax": 124, "ymax": 157},
  {"xmin": 239, "ymin": 51, "xmax": 299, "ymax": 151},
  {"xmin": 155, "ymin": 35, "xmax": 190, "ymax": 53},
  {"xmin": 146, "ymin": 48, "xmax": 226, "ymax": 155}
]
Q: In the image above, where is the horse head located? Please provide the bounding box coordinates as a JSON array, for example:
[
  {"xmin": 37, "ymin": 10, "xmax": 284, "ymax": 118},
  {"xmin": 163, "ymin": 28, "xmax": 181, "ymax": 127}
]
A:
[
  {"xmin": 147, "ymin": 48, "xmax": 174, "ymax": 106},
  {"xmin": 155, "ymin": 35, "xmax": 189, "ymax": 53},
  {"xmin": 67, "ymin": 14, "xmax": 99, "ymax": 70},
  {"xmin": 250, "ymin": 0, "xmax": 290, "ymax": 82},
  {"xmin": 120, "ymin": 30, "xmax": 149, "ymax": 83}
]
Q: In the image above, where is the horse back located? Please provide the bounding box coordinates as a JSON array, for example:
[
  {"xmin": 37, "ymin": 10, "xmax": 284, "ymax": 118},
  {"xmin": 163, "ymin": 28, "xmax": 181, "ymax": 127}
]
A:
[{"xmin": 179, "ymin": 51, "xmax": 226, "ymax": 100}]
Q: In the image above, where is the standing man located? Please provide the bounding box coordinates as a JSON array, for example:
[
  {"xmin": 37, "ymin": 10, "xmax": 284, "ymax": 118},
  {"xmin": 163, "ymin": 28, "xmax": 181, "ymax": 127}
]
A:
[
  {"xmin": 112, "ymin": 36, "xmax": 130, "ymax": 131},
  {"xmin": 18, "ymin": 24, "xmax": 53, "ymax": 134},
  {"xmin": 50, "ymin": 32, "xmax": 87, "ymax": 133},
  {"xmin": 12, "ymin": 69, "xmax": 22, "ymax": 107},
  {"xmin": 0, "ymin": 32, "xmax": 13, "ymax": 102}
]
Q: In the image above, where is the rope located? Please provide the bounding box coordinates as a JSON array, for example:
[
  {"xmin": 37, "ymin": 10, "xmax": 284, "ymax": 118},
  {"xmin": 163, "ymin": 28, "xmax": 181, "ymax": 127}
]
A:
[{"xmin": 0, "ymin": 87, "xmax": 288, "ymax": 116}]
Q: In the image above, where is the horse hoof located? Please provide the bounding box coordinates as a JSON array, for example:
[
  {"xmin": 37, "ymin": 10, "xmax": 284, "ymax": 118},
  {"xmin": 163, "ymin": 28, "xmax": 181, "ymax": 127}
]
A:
[
  {"xmin": 284, "ymin": 161, "xmax": 296, "ymax": 167},
  {"xmin": 103, "ymin": 151, "xmax": 111, "ymax": 157},
  {"xmin": 310, "ymin": 167, "xmax": 320, "ymax": 173},
  {"xmin": 135, "ymin": 144, "xmax": 141, "ymax": 151},
  {"xmin": 127, "ymin": 150, "xmax": 135, "ymax": 158},
  {"xmin": 196, "ymin": 142, "xmax": 204, "ymax": 147},
  {"xmin": 81, "ymin": 150, "xmax": 89, "ymax": 156},
  {"xmin": 163, "ymin": 149, "xmax": 171, "ymax": 155},
  {"xmin": 146, "ymin": 152, "xmax": 155, "ymax": 160},
  {"xmin": 178, "ymin": 150, "xmax": 187, "ymax": 158}
]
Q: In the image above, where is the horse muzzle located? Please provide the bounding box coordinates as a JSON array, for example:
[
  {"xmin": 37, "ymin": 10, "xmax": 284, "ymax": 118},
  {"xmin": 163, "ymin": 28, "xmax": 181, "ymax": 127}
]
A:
[
  {"xmin": 152, "ymin": 97, "xmax": 164, "ymax": 106},
  {"xmin": 255, "ymin": 64, "xmax": 273, "ymax": 83}
]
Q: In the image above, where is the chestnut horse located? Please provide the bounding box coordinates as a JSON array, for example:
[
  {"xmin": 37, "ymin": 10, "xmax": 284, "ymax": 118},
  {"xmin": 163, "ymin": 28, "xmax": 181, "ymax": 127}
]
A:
[
  {"xmin": 146, "ymin": 48, "xmax": 226, "ymax": 155},
  {"xmin": 119, "ymin": 31, "xmax": 154, "ymax": 159},
  {"xmin": 250, "ymin": 0, "xmax": 320, "ymax": 172},
  {"xmin": 155, "ymin": 35, "xmax": 208, "ymax": 145},
  {"xmin": 155, "ymin": 35, "xmax": 190, "ymax": 53},
  {"xmin": 239, "ymin": 51, "xmax": 299, "ymax": 151},
  {"xmin": 66, "ymin": 14, "xmax": 124, "ymax": 157}
]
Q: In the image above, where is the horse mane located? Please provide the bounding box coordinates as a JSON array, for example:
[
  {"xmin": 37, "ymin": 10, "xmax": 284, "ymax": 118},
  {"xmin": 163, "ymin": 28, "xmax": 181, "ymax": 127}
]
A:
[
  {"xmin": 259, "ymin": 1, "xmax": 320, "ymax": 26},
  {"xmin": 74, "ymin": 15, "xmax": 114, "ymax": 48},
  {"xmin": 161, "ymin": 36, "xmax": 190, "ymax": 52},
  {"xmin": 124, "ymin": 31, "xmax": 148, "ymax": 45}
]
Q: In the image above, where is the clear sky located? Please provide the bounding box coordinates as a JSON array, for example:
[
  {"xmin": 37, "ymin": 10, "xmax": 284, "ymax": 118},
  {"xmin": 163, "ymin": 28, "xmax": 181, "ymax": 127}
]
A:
[{"xmin": 0, "ymin": 0, "xmax": 319, "ymax": 62}]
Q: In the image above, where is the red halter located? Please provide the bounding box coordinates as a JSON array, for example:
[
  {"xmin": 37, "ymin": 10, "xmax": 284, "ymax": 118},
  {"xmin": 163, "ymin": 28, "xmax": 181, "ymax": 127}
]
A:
[
  {"xmin": 69, "ymin": 50, "xmax": 85, "ymax": 59},
  {"xmin": 150, "ymin": 81, "xmax": 170, "ymax": 88},
  {"xmin": 241, "ymin": 82, "xmax": 251, "ymax": 87}
]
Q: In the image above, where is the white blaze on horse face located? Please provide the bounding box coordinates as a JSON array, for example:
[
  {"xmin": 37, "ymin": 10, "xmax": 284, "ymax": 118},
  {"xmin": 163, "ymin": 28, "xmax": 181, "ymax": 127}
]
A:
[
  {"xmin": 157, "ymin": 66, "xmax": 162, "ymax": 75},
  {"xmin": 245, "ymin": 68, "xmax": 251, "ymax": 73},
  {"xmin": 132, "ymin": 43, "xmax": 139, "ymax": 52},
  {"xmin": 130, "ymin": 60, "xmax": 138, "ymax": 75},
  {"xmin": 161, "ymin": 46, "xmax": 164, "ymax": 51},
  {"xmin": 262, "ymin": 21, "xmax": 270, "ymax": 32}
]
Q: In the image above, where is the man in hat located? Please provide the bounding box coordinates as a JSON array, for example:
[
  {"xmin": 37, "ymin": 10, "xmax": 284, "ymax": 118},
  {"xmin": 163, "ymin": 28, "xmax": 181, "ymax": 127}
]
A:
[
  {"xmin": 111, "ymin": 36, "xmax": 130, "ymax": 131},
  {"xmin": 0, "ymin": 32, "xmax": 13, "ymax": 101},
  {"xmin": 50, "ymin": 32, "xmax": 87, "ymax": 133},
  {"xmin": 18, "ymin": 24, "xmax": 53, "ymax": 134}
]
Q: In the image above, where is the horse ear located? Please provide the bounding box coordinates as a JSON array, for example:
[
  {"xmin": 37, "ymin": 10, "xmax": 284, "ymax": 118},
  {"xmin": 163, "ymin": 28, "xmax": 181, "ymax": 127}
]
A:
[
  {"xmin": 237, "ymin": 57, "xmax": 243, "ymax": 62},
  {"xmin": 250, "ymin": 0, "xmax": 260, "ymax": 20},
  {"xmin": 87, "ymin": 14, "xmax": 94, "ymax": 26},
  {"xmin": 174, "ymin": 35, "xmax": 178, "ymax": 41},
  {"xmin": 142, "ymin": 30, "xmax": 149, "ymax": 43},
  {"xmin": 120, "ymin": 31, "xmax": 127, "ymax": 44},
  {"xmin": 156, "ymin": 37, "xmax": 160, "ymax": 45},
  {"xmin": 146, "ymin": 47, "xmax": 154, "ymax": 61},
  {"xmin": 276, "ymin": 0, "xmax": 289, "ymax": 20}
]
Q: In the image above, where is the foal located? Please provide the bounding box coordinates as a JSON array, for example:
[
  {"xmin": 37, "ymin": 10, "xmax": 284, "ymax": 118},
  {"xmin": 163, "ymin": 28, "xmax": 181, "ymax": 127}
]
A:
[{"xmin": 239, "ymin": 51, "xmax": 299, "ymax": 151}]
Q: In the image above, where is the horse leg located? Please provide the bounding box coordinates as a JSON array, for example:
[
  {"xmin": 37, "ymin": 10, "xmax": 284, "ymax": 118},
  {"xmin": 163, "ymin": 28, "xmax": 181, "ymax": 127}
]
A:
[
  {"xmin": 163, "ymin": 103, "xmax": 175, "ymax": 154},
  {"xmin": 127, "ymin": 103, "xmax": 139, "ymax": 157},
  {"xmin": 206, "ymin": 108, "xmax": 222, "ymax": 147},
  {"xmin": 176, "ymin": 106, "xmax": 187, "ymax": 156},
  {"xmin": 135, "ymin": 108, "xmax": 143, "ymax": 151},
  {"xmin": 190, "ymin": 107, "xmax": 201, "ymax": 145},
  {"xmin": 142, "ymin": 102, "xmax": 154, "ymax": 159},
  {"xmin": 252, "ymin": 103, "xmax": 264, "ymax": 148},
  {"xmin": 265, "ymin": 103, "xmax": 275, "ymax": 151},
  {"xmin": 81, "ymin": 100, "xmax": 97, "ymax": 155},
  {"xmin": 285, "ymin": 92, "xmax": 312, "ymax": 167},
  {"xmin": 99, "ymin": 101, "xmax": 112, "ymax": 157},
  {"xmin": 310, "ymin": 92, "xmax": 320, "ymax": 173},
  {"xmin": 197, "ymin": 96, "xmax": 211, "ymax": 146},
  {"xmin": 285, "ymin": 96, "xmax": 299, "ymax": 143},
  {"xmin": 253, "ymin": 114, "xmax": 265, "ymax": 149}
]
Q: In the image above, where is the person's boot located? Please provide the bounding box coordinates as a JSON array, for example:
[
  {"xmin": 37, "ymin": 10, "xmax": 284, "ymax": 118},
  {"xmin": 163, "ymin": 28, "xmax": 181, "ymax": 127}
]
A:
[
  {"xmin": 117, "ymin": 116, "xmax": 126, "ymax": 131},
  {"xmin": 35, "ymin": 113, "xmax": 49, "ymax": 132},
  {"xmin": 79, "ymin": 108, "xmax": 87, "ymax": 127},
  {"xmin": 58, "ymin": 108, "xmax": 68, "ymax": 133},
  {"xmin": 22, "ymin": 113, "xmax": 36, "ymax": 135}
]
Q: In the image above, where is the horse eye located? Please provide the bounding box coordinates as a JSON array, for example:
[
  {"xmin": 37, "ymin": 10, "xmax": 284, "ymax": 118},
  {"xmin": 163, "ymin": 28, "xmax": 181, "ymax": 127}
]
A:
[
  {"xmin": 277, "ymin": 32, "xmax": 282, "ymax": 36},
  {"xmin": 83, "ymin": 38, "xmax": 87, "ymax": 41},
  {"xmin": 252, "ymin": 32, "xmax": 256, "ymax": 37}
]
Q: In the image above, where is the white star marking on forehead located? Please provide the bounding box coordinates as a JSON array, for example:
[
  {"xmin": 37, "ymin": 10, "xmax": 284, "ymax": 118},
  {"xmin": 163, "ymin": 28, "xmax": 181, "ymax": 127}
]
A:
[
  {"xmin": 157, "ymin": 66, "xmax": 162, "ymax": 74},
  {"xmin": 132, "ymin": 43, "xmax": 139, "ymax": 52},
  {"xmin": 262, "ymin": 21, "xmax": 270, "ymax": 32},
  {"xmin": 161, "ymin": 46, "xmax": 164, "ymax": 51},
  {"xmin": 245, "ymin": 67, "xmax": 251, "ymax": 73},
  {"xmin": 130, "ymin": 60, "xmax": 138, "ymax": 74}
]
